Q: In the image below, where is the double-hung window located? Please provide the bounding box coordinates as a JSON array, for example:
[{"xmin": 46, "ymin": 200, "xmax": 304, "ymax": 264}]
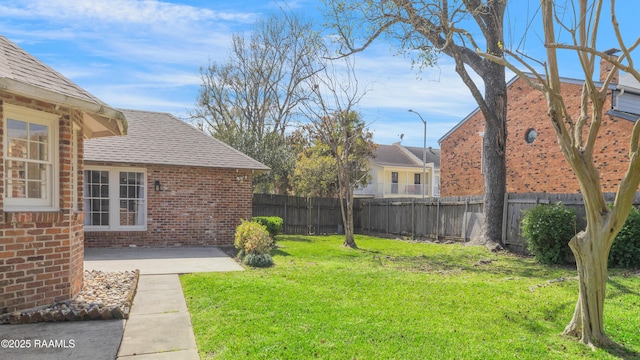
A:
[
  {"xmin": 3, "ymin": 105, "xmax": 58, "ymax": 211},
  {"xmin": 84, "ymin": 167, "xmax": 146, "ymax": 231}
]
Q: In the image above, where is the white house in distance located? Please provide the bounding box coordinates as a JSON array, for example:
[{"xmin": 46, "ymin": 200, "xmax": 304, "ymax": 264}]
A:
[{"xmin": 355, "ymin": 143, "xmax": 440, "ymax": 198}]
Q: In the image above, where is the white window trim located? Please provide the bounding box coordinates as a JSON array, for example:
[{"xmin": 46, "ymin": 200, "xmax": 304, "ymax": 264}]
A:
[
  {"xmin": 84, "ymin": 166, "xmax": 147, "ymax": 231},
  {"xmin": 3, "ymin": 105, "xmax": 59, "ymax": 212}
]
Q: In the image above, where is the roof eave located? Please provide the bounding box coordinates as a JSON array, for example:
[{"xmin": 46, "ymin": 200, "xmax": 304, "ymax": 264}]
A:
[{"xmin": 0, "ymin": 77, "xmax": 127, "ymax": 138}]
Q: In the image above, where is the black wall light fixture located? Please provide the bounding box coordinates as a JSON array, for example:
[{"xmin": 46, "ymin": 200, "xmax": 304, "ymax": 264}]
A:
[{"xmin": 154, "ymin": 180, "xmax": 161, "ymax": 191}]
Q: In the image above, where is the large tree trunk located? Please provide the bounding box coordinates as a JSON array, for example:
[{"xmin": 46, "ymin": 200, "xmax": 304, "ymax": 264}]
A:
[
  {"xmin": 458, "ymin": 58, "xmax": 506, "ymax": 249},
  {"xmin": 481, "ymin": 65, "xmax": 507, "ymax": 247},
  {"xmin": 563, "ymin": 229, "xmax": 614, "ymax": 348}
]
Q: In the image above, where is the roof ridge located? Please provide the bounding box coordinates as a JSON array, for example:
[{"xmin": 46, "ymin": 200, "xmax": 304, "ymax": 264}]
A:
[{"xmin": 395, "ymin": 143, "xmax": 424, "ymax": 166}]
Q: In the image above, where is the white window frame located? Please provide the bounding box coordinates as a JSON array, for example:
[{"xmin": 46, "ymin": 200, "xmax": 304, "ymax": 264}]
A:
[
  {"xmin": 84, "ymin": 166, "xmax": 147, "ymax": 231},
  {"xmin": 3, "ymin": 105, "xmax": 59, "ymax": 211}
]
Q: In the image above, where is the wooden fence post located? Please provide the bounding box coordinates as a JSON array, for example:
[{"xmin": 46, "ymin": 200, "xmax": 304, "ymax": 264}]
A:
[
  {"xmin": 436, "ymin": 197, "xmax": 440, "ymax": 241},
  {"xmin": 411, "ymin": 199, "xmax": 415, "ymax": 239},
  {"xmin": 502, "ymin": 192, "xmax": 509, "ymax": 246}
]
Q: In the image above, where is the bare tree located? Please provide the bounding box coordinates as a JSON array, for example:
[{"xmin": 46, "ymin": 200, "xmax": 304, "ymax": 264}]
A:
[
  {"xmin": 323, "ymin": 0, "xmax": 507, "ymax": 249},
  {"xmin": 191, "ymin": 12, "xmax": 324, "ymax": 193},
  {"xmin": 482, "ymin": 0, "xmax": 640, "ymax": 348},
  {"xmin": 301, "ymin": 57, "xmax": 376, "ymax": 248}
]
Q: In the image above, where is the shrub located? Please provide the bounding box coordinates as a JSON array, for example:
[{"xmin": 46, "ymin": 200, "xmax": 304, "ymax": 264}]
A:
[
  {"xmin": 609, "ymin": 207, "xmax": 640, "ymax": 268},
  {"xmin": 520, "ymin": 203, "xmax": 577, "ymax": 265},
  {"xmin": 234, "ymin": 220, "xmax": 274, "ymax": 258},
  {"xmin": 243, "ymin": 253, "xmax": 274, "ymax": 267},
  {"xmin": 252, "ymin": 216, "xmax": 283, "ymax": 239}
]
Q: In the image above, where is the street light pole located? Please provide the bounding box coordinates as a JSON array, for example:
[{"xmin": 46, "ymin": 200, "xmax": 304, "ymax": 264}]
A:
[{"xmin": 408, "ymin": 109, "xmax": 427, "ymax": 199}]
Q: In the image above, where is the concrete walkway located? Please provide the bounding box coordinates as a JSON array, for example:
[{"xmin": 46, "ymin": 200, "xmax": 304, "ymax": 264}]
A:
[
  {"xmin": 85, "ymin": 247, "xmax": 244, "ymax": 360},
  {"xmin": 116, "ymin": 275, "xmax": 198, "ymax": 359},
  {"xmin": 0, "ymin": 247, "xmax": 243, "ymax": 360}
]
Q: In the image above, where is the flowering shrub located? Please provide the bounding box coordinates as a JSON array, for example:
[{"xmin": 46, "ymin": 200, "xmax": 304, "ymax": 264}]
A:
[{"xmin": 234, "ymin": 220, "xmax": 274, "ymax": 267}]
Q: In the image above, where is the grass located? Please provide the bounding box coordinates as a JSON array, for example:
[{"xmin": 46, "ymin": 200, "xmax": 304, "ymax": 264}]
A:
[{"xmin": 181, "ymin": 235, "xmax": 640, "ymax": 359}]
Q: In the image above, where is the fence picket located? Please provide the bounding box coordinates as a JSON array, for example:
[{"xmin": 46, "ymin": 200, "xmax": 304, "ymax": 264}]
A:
[{"xmin": 252, "ymin": 192, "xmax": 640, "ymax": 254}]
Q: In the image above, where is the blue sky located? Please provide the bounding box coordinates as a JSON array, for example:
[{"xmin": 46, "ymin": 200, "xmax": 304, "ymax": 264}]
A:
[{"xmin": 0, "ymin": 0, "xmax": 637, "ymax": 148}]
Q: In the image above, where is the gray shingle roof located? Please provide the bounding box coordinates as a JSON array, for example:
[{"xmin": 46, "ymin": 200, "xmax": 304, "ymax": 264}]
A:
[
  {"xmin": 372, "ymin": 144, "xmax": 440, "ymax": 168},
  {"xmin": 404, "ymin": 146, "xmax": 441, "ymax": 167},
  {"xmin": 0, "ymin": 35, "xmax": 106, "ymax": 106},
  {"xmin": 84, "ymin": 109, "xmax": 269, "ymax": 171},
  {"xmin": 372, "ymin": 144, "xmax": 421, "ymax": 167}
]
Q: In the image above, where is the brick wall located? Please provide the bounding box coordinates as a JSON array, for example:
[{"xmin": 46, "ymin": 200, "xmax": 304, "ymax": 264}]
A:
[
  {"xmin": 440, "ymin": 77, "xmax": 633, "ymax": 196},
  {"xmin": 0, "ymin": 94, "xmax": 85, "ymax": 314},
  {"xmin": 84, "ymin": 163, "xmax": 253, "ymax": 247}
]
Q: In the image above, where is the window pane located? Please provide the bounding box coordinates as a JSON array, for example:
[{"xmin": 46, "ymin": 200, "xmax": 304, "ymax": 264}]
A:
[
  {"xmin": 5, "ymin": 118, "xmax": 52, "ymax": 204},
  {"xmin": 6, "ymin": 160, "xmax": 26, "ymax": 179},
  {"xmin": 27, "ymin": 163, "xmax": 45, "ymax": 180},
  {"xmin": 29, "ymin": 123, "xmax": 48, "ymax": 142},
  {"xmin": 7, "ymin": 139, "xmax": 28, "ymax": 158},
  {"xmin": 119, "ymin": 172, "xmax": 145, "ymax": 227},
  {"xmin": 27, "ymin": 180, "xmax": 43, "ymax": 198},
  {"xmin": 84, "ymin": 170, "xmax": 110, "ymax": 226},
  {"xmin": 29, "ymin": 141, "xmax": 47, "ymax": 161},
  {"xmin": 7, "ymin": 180, "xmax": 26, "ymax": 198},
  {"xmin": 7, "ymin": 119, "xmax": 27, "ymax": 139}
]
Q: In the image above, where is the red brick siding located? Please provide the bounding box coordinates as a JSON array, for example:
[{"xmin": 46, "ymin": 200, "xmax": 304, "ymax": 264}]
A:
[
  {"xmin": 440, "ymin": 78, "xmax": 632, "ymax": 196},
  {"xmin": 84, "ymin": 163, "xmax": 253, "ymax": 247},
  {"xmin": 0, "ymin": 93, "xmax": 85, "ymax": 314}
]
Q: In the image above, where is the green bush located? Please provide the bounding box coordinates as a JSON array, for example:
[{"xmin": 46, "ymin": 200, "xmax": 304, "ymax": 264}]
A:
[
  {"xmin": 520, "ymin": 203, "xmax": 577, "ymax": 265},
  {"xmin": 234, "ymin": 220, "xmax": 274, "ymax": 260},
  {"xmin": 609, "ymin": 207, "xmax": 640, "ymax": 268},
  {"xmin": 242, "ymin": 253, "xmax": 274, "ymax": 267},
  {"xmin": 252, "ymin": 216, "xmax": 283, "ymax": 239}
]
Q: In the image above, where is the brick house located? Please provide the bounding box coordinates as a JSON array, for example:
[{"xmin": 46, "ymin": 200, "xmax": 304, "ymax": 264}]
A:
[
  {"xmin": 83, "ymin": 109, "xmax": 269, "ymax": 247},
  {"xmin": 0, "ymin": 35, "xmax": 126, "ymax": 314},
  {"xmin": 438, "ymin": 57, "xmax": 640, "ymax": 196}
]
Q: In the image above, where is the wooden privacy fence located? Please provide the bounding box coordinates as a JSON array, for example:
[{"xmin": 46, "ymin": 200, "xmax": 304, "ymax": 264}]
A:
[
  {"xmin": 358, "ymin": 196, "xmax": 484, "ymax": 242},
  {"xmin": 502, "ymin": 192, "xmax": 640, "ymax": 253},
  {"xmin": 253, "ymin": 192, "xmax": 640, "ymax": 254},
  {"xmin": 252, "ymin": 194, "xmax": 353, "ymax": 235}
]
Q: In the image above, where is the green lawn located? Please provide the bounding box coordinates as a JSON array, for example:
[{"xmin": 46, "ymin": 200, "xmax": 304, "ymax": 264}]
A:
[{"xmin": 181, "ymin": 235, "xmax": 640, "ymax": 359}]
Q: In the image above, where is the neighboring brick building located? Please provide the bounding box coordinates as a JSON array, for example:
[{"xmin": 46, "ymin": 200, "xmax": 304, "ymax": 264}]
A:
[
  {"xmin": 83, "ymin": 109, "xmax": 269, "ymax": 247},
  {"xmin": 438, "ymin": 61, "xmax": 640, "ymax": 196},
  {"xmin": 0, "ymin": 36, "xmax": 126, "ymax": 314}
]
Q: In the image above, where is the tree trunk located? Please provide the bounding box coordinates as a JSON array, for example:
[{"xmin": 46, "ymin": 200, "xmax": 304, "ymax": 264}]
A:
[
  {"xmin": 343, "ymin": 192, "xmax": 357, "ymax": 248},
  {"xmin": 337, "ymin": 165, "xmax": 357, "ymax": 249},
  {"xmin": 479, "ymin": 62, "xmax": 507, "ymax": 248},
  {"xmin": 563, "ymin": 229, "xmax": 614, "ymax": 348}
]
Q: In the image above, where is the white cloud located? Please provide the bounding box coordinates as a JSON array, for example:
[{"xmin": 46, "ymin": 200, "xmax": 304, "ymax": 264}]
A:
[{"xmin": 1, "ymin": 0, "xmax": 257, "ymax": 25}]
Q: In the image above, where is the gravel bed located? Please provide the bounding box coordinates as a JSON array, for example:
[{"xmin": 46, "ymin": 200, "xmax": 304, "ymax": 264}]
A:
[{"xmin": 1, "ymin": 270, "xmax": 139, "ymax": 325}]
